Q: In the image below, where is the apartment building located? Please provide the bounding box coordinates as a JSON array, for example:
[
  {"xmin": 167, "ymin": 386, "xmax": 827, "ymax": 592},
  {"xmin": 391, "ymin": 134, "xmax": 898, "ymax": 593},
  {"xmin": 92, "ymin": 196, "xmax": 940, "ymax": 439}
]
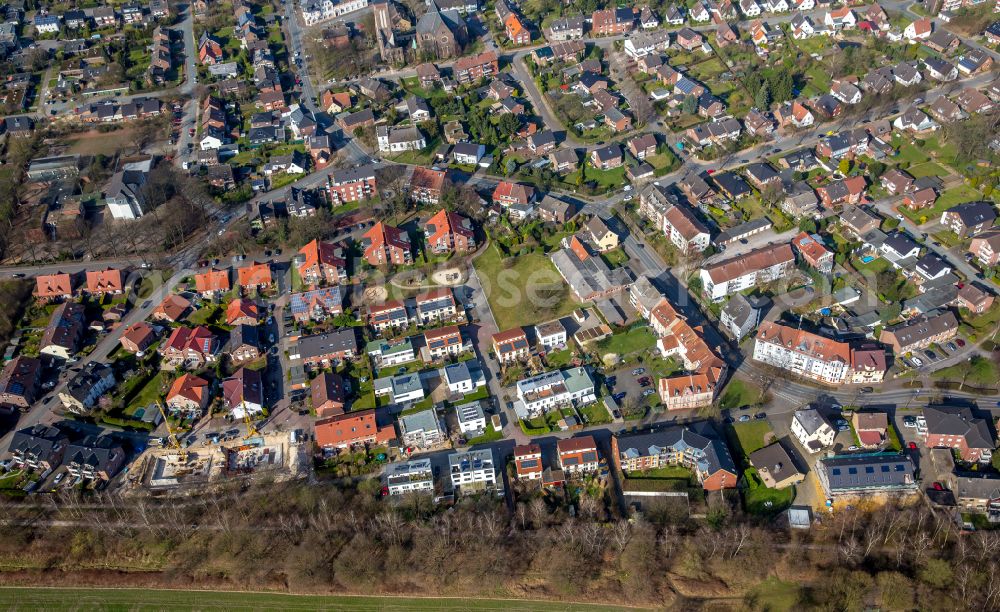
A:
[
  {"xmin": 514, "ymin": 367, "xmax": 596, "ymax": 418},
  {"xmin": 698, "ymin": 243, "xmax": 795, "ymax": 301}
]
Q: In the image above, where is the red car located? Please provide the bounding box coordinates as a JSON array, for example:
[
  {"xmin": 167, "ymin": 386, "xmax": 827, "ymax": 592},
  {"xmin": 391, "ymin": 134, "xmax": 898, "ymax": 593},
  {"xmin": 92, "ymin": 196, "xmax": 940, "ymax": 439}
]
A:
[
  {"xmin": 189, "ymin": 128, "xmax": 195, "ymax": 136},
  {"xmin": 932, "ymin": 482, "xmax": 944, "ymax": 491},
  {"xmin": 908, "ymin": 442, "xmax": 917, "ymax": 450}
]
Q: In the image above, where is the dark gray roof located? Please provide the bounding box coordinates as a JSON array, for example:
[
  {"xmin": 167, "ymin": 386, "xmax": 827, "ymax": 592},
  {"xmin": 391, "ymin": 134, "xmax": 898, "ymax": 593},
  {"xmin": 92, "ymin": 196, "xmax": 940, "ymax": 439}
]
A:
[
  {"xmin": 9, "ymin": 425, "xmax": 65, "ymax": 460},
  {"xmin": 820, "ymin": 453, "xmax": 916, "ymax": 492},
  {"xmin": 944, "ymin": 201, "xmax": 996, "ymax": 227},
  {"xmin": 615, "ymin": 422, "xmax": 736, "ymax": 478},
  {"xmin": 749, "ymin": 442, "xmax": 801, "ymax": 484},
  {"xmin": 957, "ymin": 475, "xmax": 1000, "ymax": 501},
  {"xmin": 923, "ymin": 405, "xmax": 994, "ymax": 449},
  {"xmin": 66, "ymin": 434, "xmax": 122, "ymax": 473},
  {"xmin": 297, "ymin": 328, "xmax": 358, "ymax": 359}
]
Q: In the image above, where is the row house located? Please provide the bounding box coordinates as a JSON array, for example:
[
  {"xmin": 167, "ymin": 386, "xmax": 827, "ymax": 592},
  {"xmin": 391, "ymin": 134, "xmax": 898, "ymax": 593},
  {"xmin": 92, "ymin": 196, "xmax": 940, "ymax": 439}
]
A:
[
  {"xmin": 289, "ymin": 287, "xmax": 343, "ymax": 323},
  {"xmin": 9, "ymin": 425, "xmax": 67, "ymax": 471},
  {"xmin": 491, "ymin": 327, "xmax": 530, "ymax": 365},
  {"xmin": 41, "ymin": 302, "xmax": 86, "ymax": 360},
  {"xmin": 557, "ymin": 436, "xmax": 600, "ymax": 474},
  {"xmin": 816, "ymin": 176, "xmax": 867, "ymax": 209},
  {"xmin": 878, "ymin": 310, "xmax": 958, "ymax": 354},
  {"xmin": 293, "ymin": 328, "xmax": 359, "ymax": 369},
  {"xmin": 0, "ymin": 356, "xmax": 41, "ymax": 411},
  {"xmin": 59, "ymin": 362, "xmax": 115, "ymax": 414},
  {"xmin": 35, "ymin": 272, "xmax": 74, "ymax": 302},
  {"xmin": 424, "ymin": 325, "xmax": 464, "ymax": 360},
  {"xmin": 315, "ymin": 409, "xmax": 394, "ymax": 449},
  {"xmin": 369, "ymin": 300, "xmax": 409, "ymax": 332},
  {"xmin": 160, "ymin": 326, "xmax": 217, "ymax": 369},
  {"xmin": 591, "ymin": 7, "xmax": 634, "ymax": 36},
  {"xmin": 415, "ymin": 288, "xmax": 457, "ymax": 324},
  {"xmin": 515, "ymin": 367, "xmax": 596, "ymax": 418},
  {"xmin": 194, "ymin": 268, "xmax": 230, "ymax": 296}
]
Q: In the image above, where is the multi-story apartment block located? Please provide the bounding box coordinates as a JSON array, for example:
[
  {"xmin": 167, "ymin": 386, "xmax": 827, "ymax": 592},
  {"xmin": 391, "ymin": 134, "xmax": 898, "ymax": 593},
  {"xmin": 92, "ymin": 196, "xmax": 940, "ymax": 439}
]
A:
[
  {"xmin": 699, "ymin": 243, "xmax": 795, "ymax": 301},
  {"xmin": 514, "ymin": 367, "xmax": 596, "ymax": 418}
]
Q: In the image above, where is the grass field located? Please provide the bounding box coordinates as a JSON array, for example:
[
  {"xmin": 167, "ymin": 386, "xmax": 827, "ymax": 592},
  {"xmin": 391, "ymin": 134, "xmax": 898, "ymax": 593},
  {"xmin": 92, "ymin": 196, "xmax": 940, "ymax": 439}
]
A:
[
  {"xmin": 68, "ymin": 128, "xmax": 138, "ymax": 156},
  {"xmin": 473, "ymin": 243, "xmax": 579, "ymax": 330},
  {"xmin": 0, "ymin": 587, "xmax": 641, "ymax": 611},
  {"xmin": 596, "ymin": 326, "xmax": 657, "ymax": 356},
  {"xmin": 718, "ymin": 379, "xmax": 762, "ymax": 410},
  {"xmin": 906, "ymin": 161, "xmax": 949, "ymax": 178},
  {"xmin": 729, "ymin": 420, "xmax": 773, "ymax": 457}
]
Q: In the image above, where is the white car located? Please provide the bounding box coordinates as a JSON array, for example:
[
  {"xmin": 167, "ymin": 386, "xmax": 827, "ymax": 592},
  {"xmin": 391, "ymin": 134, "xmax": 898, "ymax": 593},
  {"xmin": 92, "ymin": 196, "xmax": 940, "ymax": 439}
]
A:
[
  {"xmin": 622, "ymin": 185, "xmax": 632, "ymax": 192},
  {"xmin": 911, "ymin": 356, "xmax": 924, "ymax": 367}
]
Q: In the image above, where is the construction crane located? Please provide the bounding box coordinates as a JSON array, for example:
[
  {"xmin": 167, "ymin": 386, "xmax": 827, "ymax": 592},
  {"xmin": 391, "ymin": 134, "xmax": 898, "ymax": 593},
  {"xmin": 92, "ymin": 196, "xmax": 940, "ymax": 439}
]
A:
[
  {"xmin": 242, "ymin": 408, "xmax": 259, "ymax": 440},
  {"xmin": 156, "ymin": 401, "xmax": 188, "ymax": 461}
]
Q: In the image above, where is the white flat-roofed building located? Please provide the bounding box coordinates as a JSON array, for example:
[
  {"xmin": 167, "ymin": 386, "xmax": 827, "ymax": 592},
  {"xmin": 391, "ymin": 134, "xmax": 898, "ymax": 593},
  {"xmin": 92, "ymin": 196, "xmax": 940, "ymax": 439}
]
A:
[
  {"xmin": 385, "ymin": 458, "xmax": 434, "ymax": 495},
  {"xmin": 456, "ymin": 401, "xmax": 487, "ymax": 434},
  {"xmin": 449, "ymin": 448, "xmax": 499, "ymax": 494},
  {"xmin": 514, "ymin": 367, "xmax": 596, "ymax": 418},
  {"xmin": 535, "ymin": 320, "xmax": 567, "ymax": 351}
]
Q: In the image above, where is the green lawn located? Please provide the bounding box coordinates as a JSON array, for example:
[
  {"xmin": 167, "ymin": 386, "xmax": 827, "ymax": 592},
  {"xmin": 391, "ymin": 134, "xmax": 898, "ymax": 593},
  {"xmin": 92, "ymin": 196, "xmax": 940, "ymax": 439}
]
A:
[
  {"xmin": 188, "ymin": 304, "xmax": 222, "ymax": 326},
  {"xmin": 718, "ymin": 379, "xmax": 762, "ymax": 410},
  {"xmin": 850, "ymin": 255, "xmax": 891, "ymax": 275},
  {"xmin": 937, "ymin": 185, "xmax": 984, "ymax": 209},
  {"xmin": 743, "ymin": 468, "xmax": 795, "ymax": 515},
  {"xmin": 124, "ymin": 372, "xmax": 165, "ymax": 411},
  {"xmin": 729, "ymin": 420, "xmax": 773, "ymax": 457},
  {"xmin": 907, "ymin": 162, "xmax": 949, "ymax": 178},
  {"xmin": 578, "ymin": 402, "xmax": 612, "ymax": 425},
  {"xmin": 545, "ymin": 348, "xmax": 574, "ymax": 368},
  {"xmin": 899, "ymin": 184, "xmax": 983, "ymax": 225},
  {"xmin": 601, "ymin": 247, "xmax": 629, "ymax": 268},
  {"xmin": 472, "ymin": 243, "xmax": 579, "ymax": 330},
  {"xmin": 582, "ymin": 163, "xmax": 627, "ymax": 189},
  {"xmin": 626, "ymin": 465, "xmax": 695, "ymax": 480},
  {"xmin": 745, "ymin": 578, "xmax": 802, "ymax": 612},
  {"xmin": 0, "ymin": 587, "xmax": 635, "ymax": 611},
  {"xmin": 893, "ymin": 143, "xmax": 930, "ymax": 165},
  {"xmin": 467, "ymin": 423, "xmax": 503, "ymax": 445},
  {"xmin": 595, "ymin": 326, "xmax": 657, "ymax": 356}
]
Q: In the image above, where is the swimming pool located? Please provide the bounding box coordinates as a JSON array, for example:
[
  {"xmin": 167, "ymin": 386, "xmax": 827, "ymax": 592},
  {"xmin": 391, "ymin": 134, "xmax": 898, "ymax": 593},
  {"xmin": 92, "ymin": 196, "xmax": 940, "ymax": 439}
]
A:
[{"xmin": 860, "ymin": 255, "xmax": 875, "ymax": 263}]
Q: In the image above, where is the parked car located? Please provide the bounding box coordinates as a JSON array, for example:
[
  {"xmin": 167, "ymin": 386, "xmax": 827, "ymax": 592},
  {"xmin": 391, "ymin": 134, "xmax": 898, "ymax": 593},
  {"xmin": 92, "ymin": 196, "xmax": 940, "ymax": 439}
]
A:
[
  {"xmin": 946, "ymin": 342, "xmax": 958, "ymax": 352},
  {"xmin": 631, "ymin": 368, "xmax": 645, "ymax": 376},
  {"xmin": 847, "ymin": 445, "xmax": 861, "ymax": 451},
  {"xmin": 642, "ymin": 389, "xmax": 655, "ymax": 397},
  {"xmin": 911, "ymin": 356, "xmax": 924, "ymax": 367},
  {"xmin": 754, "ymin": 413, "xmax": 766, "ymax": 420},
  {"xmin": 957, "ymin": 339, "xmax": 966, "ymax": 347},
  {"xmin": 908, "ymin": 441, "xmax": 917, "ymax": 450},
  {"xmin": 738, "ymin": 415, "xmax": 751, "ymax": 422}
]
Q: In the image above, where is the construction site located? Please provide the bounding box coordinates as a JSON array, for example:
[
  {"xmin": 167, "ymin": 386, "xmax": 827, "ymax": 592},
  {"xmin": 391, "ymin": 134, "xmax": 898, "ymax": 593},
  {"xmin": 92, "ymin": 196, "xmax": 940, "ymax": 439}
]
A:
[{"xmin": 127, "ymin": 431, "xmax": 310, "ymax": 492}]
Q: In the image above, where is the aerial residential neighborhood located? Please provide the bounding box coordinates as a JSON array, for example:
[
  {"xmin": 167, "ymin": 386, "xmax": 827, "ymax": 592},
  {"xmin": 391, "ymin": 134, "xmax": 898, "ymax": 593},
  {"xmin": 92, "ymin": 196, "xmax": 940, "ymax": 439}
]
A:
[{"xmin": 0, "ymin": 0, "xmax": 998, "ymax": 606}]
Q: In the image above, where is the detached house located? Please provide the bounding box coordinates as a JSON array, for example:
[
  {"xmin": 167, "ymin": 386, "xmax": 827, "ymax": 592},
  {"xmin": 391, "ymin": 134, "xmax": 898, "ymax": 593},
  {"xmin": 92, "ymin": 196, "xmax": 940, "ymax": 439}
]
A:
[{"xmin": 941, "ymin": 202, "xmax": 997, "ymax": 238}]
